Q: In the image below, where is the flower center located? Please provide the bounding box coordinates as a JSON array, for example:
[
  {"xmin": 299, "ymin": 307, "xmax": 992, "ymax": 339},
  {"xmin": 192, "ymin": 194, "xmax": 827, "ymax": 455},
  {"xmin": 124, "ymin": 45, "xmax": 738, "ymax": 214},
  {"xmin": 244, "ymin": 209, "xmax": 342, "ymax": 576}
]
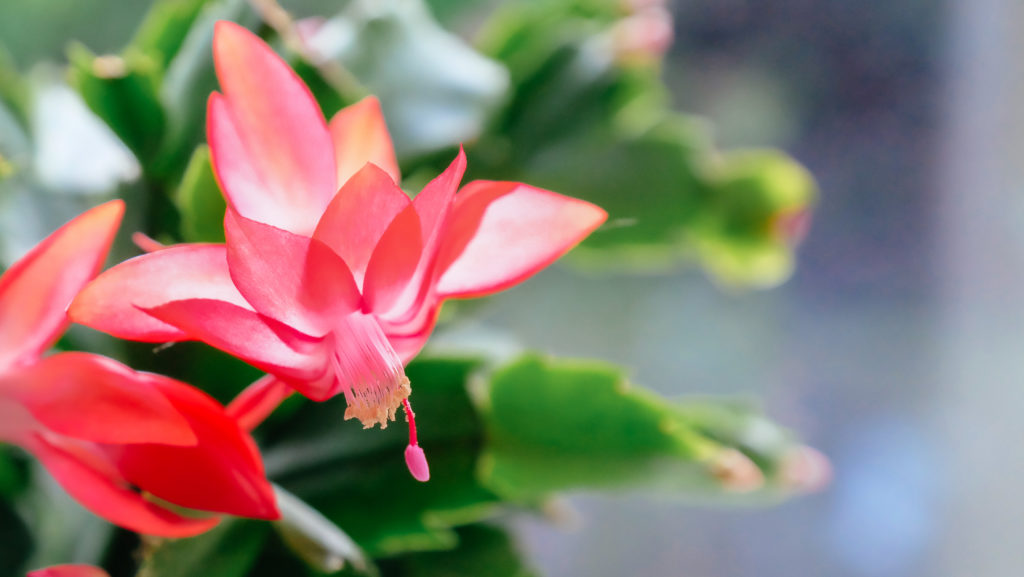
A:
[{"xmin": 330, "ymin": 313, "xmax": 411, "ymax": 429}]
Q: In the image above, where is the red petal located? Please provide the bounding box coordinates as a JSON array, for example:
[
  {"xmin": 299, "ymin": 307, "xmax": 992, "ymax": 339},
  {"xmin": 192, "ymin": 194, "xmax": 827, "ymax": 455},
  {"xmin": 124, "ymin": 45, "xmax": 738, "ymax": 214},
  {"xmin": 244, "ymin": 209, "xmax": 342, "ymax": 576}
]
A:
[
  {"xmin": 0, "ymin": 200, "xmax": 123, "ymax": 368},
  {"xmin": 110, "ymin": 373, "xmax": 279, "ymax": 520},
  {"xmin": 436, "ymin": 181, "xmax": 607, "ymax": 298},
  {"xmin": 225, "ymin": 210, "xmax": 361, "ymax": 335},
  {"xmin": 210, "ymin": 22, "xmax": 336, "ymax": 234},
  {"xmin": 226, "ymin": 374, "xmax": 294, "ymax": 432},
  {"xmin": 69, "ymin": 244, "xmax": 248, "ymax": 342},
  {"xmin": 313, "ymin": 163, "xmax": 411, "ymax": 281},
  {"xmin": 23, "ymin": 433, "xmax": 219, "ymax": 537},
  {"xmin": 143, "ymin": 298, "xmax": 331, "ymax": 385},
  {"xmin": 363, "ymin": 205, "xmax": 423, "ymax": 314},
  {"xmin": 1, "ymin": 353, "xmax": 195, "ymax": 446},
  {"xmin": 329, "ymin": 96, "xmax": 401, "ymax": 187},
  {"xmin": 28, "ymin": 565, "xmax": 110, "ymax": 577}
]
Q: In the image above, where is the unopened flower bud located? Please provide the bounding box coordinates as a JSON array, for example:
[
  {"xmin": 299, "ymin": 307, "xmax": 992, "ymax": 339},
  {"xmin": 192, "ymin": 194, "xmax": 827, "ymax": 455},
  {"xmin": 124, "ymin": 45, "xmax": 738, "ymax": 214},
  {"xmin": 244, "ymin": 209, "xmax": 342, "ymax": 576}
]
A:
[
  {"xmin": 612, "ymin": 7, "xmax": 674, "ymax": 64},
  {"xmin": 779, "ymin": 445, "xmax": 832, "ymax": 493},
  {"xmin": 710, "ymin": 448, "xmax": 765, "ymax": 493}
]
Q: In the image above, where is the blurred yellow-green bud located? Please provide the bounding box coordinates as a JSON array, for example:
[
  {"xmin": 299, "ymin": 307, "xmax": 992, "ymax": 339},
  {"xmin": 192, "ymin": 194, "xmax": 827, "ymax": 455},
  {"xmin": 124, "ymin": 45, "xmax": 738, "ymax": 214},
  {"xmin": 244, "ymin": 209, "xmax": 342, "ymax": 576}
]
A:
[{"xmin": 695, "ymin": 150, "xmax": 818, "ymax": 289}]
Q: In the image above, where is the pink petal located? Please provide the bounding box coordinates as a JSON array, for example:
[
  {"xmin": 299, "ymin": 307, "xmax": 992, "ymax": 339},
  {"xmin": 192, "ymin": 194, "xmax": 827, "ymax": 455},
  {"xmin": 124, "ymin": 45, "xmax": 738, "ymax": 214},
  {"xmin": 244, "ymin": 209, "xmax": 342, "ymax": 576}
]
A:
[
  {"xmin": 210, "ymin": 21, "xmax": 336, "ymax": 235},
  {"xmin": 142, "ymin": 298, "xmax": 330, "ymax": 385},
  {"xmin": 412, "ymin": 148, "xmax": 467, "ymax": 246},
  {"xmin": 23, "ymin": 433, "xmax": 219, "ymax": 537},
  {"xmin": 225, "ymin": 210, "xmax": 361, "ymax": 336},
  {"xmin": 329, "ymin": 96, "xmax": 401, "ymax": 187},
  {"xmin": 110, "ymin": 373, "xmax": 279, "ymax": 520},
  {"xmin": 313, "ymin": 163, "xmax": 411, "ymax": 282},
  {"xmin": 0, "ymin": 200, "xmax": 123, "ymax": 368},
  {"xmin": 69, "ymin": 244, "xmax": 248, "ymax": 342},
  {"xmin": 207, "ymin": 93, "xmax": 267, "ymax": 218},
  {"xmin": 436, "ymin": 181, "xmax": 607, "ymax": 298},
  {"xmin": 378, "ymin": 150, "xmax": 467, "ymax": 323},
  {"xmin": 363, "ymin": 205, "xmax": 423, "ymax": 314},
  {"xmin": 131, "ymin": 231, "xmax": 165, "ymax": 253},
  {"xmin": 383, "ymin": 305, "xmax": 441, "ymax": 364},
  {"xmin": 1, "ymin": 353, "xmax": 195, "ymax": 446},
  {"xmin": 226, "ymin": 374, "xmax": 294, "ymax": 432},
  {"xmin": 28, "ymin": 565, "xmax": 110, "ymax": 577}
]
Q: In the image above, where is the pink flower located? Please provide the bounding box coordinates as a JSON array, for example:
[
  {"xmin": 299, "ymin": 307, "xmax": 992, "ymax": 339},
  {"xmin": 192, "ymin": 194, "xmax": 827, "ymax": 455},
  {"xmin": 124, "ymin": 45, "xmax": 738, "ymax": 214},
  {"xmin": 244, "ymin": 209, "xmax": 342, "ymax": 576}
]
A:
[
  {"xmin": 70, "ymin": 22, "xmax": 607, "ymax": 481},
  {"xmin": 1, "ymin": 201, "xmax": 277, "ymax": 537}
]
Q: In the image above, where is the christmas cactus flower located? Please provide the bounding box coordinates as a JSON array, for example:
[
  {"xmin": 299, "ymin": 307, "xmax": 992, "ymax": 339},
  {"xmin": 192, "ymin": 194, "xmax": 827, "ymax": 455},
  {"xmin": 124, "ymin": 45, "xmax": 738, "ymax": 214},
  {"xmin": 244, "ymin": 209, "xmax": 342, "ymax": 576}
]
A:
[
  {"xmin": 70, "ymin": 21, "xmax": 607, "ymax": 481},
  {"xmin": 0, "ymin": 201, "xmax": 278, "ymax": 537}
]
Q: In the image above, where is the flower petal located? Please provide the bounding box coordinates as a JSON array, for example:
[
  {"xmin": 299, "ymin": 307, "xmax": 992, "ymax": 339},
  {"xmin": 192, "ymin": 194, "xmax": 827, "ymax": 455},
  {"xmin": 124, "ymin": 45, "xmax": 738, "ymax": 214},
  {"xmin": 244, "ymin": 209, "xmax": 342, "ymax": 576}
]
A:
[
  {"xmin": 0, "ymin": 200, "xmax": 123, "ymax": 368},
  {"xmin": 436, "ymin": 181, "xmax": 607, "ymax": 298},
  {"xmin": 206, "ymin": 92, "xmax": 267, "ymax": 218},
  {"xmin": 313, "ymin": 163, "xmax": 411, "ymax": 281},
  {"xmin": 378, "ymin": 149, "xmax": 466, "ymax": 323},
  {"xmin": 210, "ymin": 21, "xmax": 336, "ymax": 234},
  {"xmin": 412, "ymin": 147, "xmax": 467, "ymax": 246},
  {"xmin": 385, "ymin": 305, "xmax": 442, "ymax": 364},
  {"xmin": 226, "ymin": 374, "xmax": 294, "ymax": 432},
  {"xmin": 225, "ymin": 210, "xmax": 360, "ymax": 336},
  {"xmin": 110, "ymin": 373, "xmax": 279, "ymax": 520},
  {"xmin": 363, "ymin": 204, "xmax": 423, "ymax": 314},
  {"xmin": 23, "ymin": 433, "xmax": 219, "ymax": 538},
  {"xmin": 69, "ymin": 244, "xmax": 248, "ymax": 342},
  {"xmin": 329, "ymin": 96, "xmax": 400, "ymax": 186},
  {"xmin": 1, "ymin": 353, "xmax": 195, "ymax": 446},
  {"xmin": 142, "ymin": 298, "xmax": 330, "ymax": 385},
  {"xmin": 28, "ymin": 565, "xmax": 111, "ymax": 577}
]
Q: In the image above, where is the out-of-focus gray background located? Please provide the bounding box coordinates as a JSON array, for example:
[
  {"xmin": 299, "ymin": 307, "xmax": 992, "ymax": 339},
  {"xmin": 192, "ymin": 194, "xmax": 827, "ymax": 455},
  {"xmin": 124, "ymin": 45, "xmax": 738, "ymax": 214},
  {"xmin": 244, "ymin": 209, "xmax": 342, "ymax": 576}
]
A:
[
  {"xmin": 487, "ymin": 1, "xmax": 1024, "ymax": 576},
  {"xmin": 3, "ymin": 0, "xmax": 1021, "ymax": 575}
]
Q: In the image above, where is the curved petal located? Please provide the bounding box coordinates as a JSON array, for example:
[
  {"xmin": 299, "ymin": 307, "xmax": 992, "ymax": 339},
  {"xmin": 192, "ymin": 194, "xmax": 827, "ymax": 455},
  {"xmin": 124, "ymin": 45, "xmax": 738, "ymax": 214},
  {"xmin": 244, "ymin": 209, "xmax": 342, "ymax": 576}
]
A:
[
  {"xmin": 69, "ymin": 244, "xmax": 248, "ymax": 342},
  {"xmin": 436, "ymin": 181, "xmax": 607, "ymax": 298},
  {"xmin": 1, "ymin": 353, "xmax": 195, "ymax": 446},
  {"xmin": 130, "ymin": 231, "xmax": 166, "ymax": 253},
  {"xmin": 206, "ymin": 92, "xmax": 267, "ymax": 219},
  {"xmin": 412, "ymin": 148, "xmax": 466, "ymax": 245},
  {"xmin": 378, "ymin": 149, "xmax": 466, "ymax": 322},
  {"xmin": 313, "ymin": 163, "xmax": 410, "ymax": 281},
  {"xmin": 28, "ymin": 565, "xmax": 111, "ymax": 577},
  {"xmin": 225, "ymin": 210, "xmax": 361, "ymax": 335},
  {"xmin": 330, "ymin": 96, "xmax": 400, "ymax": 187},
  {"xmin": 143, "ymin": 298, "xmax": 329, "ymax": 385},
  {"xmin": 0, "ymin": 200, "xmax": 123, "ymax": 368},
  {"xmin": 23, "ymin": 433, "xmax": 219, "ymax": 538},
  {"xmin": 226, "ymin": 211, "xmax": 362, "ymax": 334},
  {"xmin": 226, "ymin": 374, "xmax": 294, "ymax": 432},
  {"xmin": 110, "ymin": 373, "xmax": 279, "ymax": 520},
  {"xmin": 210, "ymin": 21, "xmax": 336, "ymax": 234},
  {"xmin": 385, "ymin": 305, "xmax": 441, "ymax": 364},
  {"xmin": 363, "ymin": 204, "xmax": 423, "ymax": 314}
]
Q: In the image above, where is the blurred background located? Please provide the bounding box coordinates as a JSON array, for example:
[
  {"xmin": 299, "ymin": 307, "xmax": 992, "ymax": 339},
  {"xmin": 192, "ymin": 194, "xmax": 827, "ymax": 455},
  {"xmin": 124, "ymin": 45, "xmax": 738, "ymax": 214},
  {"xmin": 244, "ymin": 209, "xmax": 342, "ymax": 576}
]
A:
[{"xmin": 2, "ymin": 0, "xmax": 1020, "ymax": 576}]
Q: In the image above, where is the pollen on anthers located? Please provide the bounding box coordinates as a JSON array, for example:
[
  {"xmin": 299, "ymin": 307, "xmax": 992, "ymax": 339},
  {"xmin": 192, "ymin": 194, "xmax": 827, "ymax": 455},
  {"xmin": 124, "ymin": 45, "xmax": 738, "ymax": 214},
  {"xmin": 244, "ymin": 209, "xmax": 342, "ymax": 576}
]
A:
[{"xmin": 329, "ymin": 314, "xmax": 430, "ymax": 481}]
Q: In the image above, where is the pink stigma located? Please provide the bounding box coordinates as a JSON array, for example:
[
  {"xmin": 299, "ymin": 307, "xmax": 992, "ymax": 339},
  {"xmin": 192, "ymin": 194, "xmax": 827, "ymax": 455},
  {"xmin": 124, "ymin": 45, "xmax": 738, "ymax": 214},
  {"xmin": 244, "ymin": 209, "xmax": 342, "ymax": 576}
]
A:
[{"xmin": 403, "ymin": 398, "xmax": 430, "ymax": 482}]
